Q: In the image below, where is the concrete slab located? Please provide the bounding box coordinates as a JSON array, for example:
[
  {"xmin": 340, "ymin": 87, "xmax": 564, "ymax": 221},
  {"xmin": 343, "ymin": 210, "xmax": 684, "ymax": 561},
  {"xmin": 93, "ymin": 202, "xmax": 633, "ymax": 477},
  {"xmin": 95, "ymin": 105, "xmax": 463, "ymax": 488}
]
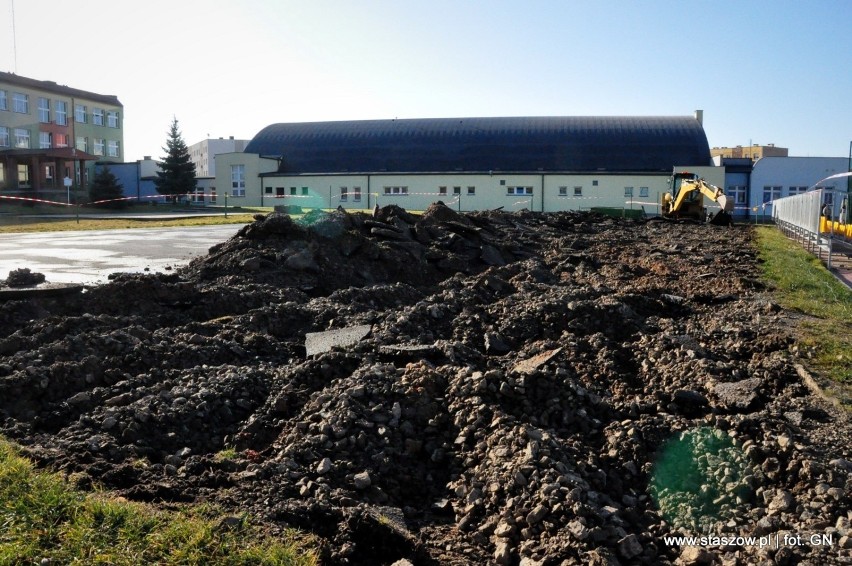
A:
[
  {"xmin": 512, "ymin": 347, "xmax": 563, "ymax": 375},
  {"xmin": 305, "ymin": 325, "xmax": 372, "ymax": 356},
  {"xmin": 0, "ymin": 225, "xmax": 242, "ymax": 284},
  {"xmin": 0, "ymin": 282, "xmax": 83, "ymax": 301}
]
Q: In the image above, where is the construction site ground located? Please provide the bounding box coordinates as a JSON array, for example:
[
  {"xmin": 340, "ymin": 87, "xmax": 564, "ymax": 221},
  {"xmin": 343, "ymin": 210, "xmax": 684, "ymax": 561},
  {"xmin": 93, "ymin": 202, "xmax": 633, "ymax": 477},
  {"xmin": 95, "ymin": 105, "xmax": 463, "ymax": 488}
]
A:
[{"xmin": 0, "ymin": 204, "xmax": 849, "ymax": 565}]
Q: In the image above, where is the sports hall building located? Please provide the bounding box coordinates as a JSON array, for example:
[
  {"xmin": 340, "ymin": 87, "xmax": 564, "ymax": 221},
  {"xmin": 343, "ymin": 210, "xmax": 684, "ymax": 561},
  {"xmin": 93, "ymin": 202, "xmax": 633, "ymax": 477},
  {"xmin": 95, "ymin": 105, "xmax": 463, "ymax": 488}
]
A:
[{"xmin": 213, "ymin": 111, "xmax": 725, "ymax": 214}]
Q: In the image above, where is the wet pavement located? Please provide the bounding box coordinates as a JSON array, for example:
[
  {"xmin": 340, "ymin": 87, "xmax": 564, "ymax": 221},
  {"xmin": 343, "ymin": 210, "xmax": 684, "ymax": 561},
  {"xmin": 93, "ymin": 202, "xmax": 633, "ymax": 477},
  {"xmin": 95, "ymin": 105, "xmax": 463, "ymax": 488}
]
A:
[{"xmin": 0, "ymin": 225, "xmax": 244, "ymax": 285}]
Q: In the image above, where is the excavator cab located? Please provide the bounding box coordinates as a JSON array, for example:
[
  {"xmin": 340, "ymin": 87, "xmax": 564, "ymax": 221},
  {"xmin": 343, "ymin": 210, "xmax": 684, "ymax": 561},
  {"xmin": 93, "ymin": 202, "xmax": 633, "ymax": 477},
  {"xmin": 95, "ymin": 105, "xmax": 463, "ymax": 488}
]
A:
[{"xmin": 662, "ymin": 172, "xmax": 733, "ymax": 225}]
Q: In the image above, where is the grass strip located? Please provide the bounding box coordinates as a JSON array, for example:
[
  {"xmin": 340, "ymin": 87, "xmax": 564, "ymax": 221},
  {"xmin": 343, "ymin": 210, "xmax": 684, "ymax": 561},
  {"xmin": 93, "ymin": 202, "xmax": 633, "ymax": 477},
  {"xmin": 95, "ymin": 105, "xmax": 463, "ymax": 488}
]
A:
[
  {"xmin": 754, "ymin": 226, "xmax": 852, "ymax": 405},
  {"xmin": 0, "ymin": 215, "xmax": 257, "ymax": 233},
  {"xmin": 0, "ymin": 439, "xmax": 318, "ymax": 565}
]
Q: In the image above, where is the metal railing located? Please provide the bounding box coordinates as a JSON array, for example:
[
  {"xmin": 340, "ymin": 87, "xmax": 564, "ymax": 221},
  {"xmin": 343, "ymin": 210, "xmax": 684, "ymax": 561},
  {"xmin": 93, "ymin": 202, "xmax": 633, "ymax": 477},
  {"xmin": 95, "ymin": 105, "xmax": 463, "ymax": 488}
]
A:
[{"xmin": 772, "ymin": 188, "xmax": 850, "ymax": 270}]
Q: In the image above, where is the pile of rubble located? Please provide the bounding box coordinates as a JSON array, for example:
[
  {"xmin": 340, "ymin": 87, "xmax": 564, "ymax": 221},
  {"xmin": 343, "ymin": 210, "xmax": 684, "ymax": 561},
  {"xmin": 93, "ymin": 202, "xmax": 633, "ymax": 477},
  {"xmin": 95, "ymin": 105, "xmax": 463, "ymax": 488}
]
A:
[{"xmin": 0, "ymin": 204, "xmax": 849, "ymax": 565}]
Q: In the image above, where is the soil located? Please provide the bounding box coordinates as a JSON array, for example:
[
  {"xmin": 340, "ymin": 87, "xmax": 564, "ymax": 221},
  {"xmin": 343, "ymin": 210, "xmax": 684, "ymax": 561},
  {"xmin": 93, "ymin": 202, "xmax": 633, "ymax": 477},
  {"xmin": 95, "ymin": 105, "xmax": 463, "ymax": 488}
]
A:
[{"xmin": 1, "ymin": 203, "xmax": 850, "ymax": 565}]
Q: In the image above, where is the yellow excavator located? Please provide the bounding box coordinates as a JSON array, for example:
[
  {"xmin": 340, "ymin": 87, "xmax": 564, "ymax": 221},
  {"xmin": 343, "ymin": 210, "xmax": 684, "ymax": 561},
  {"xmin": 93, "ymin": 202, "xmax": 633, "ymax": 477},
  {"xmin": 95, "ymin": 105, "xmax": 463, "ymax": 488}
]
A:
[{"xmin": 662, "ymin": 172, "xmax": 734, "ymax": 225}]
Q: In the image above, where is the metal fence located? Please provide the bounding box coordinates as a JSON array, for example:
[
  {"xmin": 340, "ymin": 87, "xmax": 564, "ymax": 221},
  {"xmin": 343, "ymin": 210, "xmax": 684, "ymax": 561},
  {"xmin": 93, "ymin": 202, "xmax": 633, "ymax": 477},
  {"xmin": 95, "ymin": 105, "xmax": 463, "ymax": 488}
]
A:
[{"xmin": 772, "ymin": 188, "xmax": 850, "ymax": 269}]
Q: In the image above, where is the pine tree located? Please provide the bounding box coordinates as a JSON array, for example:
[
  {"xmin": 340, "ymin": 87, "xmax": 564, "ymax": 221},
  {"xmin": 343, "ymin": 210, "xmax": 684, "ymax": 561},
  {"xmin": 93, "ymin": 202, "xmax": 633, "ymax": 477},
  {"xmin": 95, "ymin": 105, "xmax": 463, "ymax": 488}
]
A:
[
  {"xmin": 154, "ymin": 117, "xmax": 197, "ymax": 202},
  {"xmin": 89, "ymin": 164, "xmax": 126, "ymax": 208}
]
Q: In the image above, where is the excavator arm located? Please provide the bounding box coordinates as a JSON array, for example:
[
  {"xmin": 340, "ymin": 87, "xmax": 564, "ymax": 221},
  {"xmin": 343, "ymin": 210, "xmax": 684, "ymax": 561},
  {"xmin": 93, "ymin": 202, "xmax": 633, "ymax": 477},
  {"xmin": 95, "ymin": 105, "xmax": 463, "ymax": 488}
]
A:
[{"xmin": 663, "ymin": 173, "xmax": 734, "ymax": 225}]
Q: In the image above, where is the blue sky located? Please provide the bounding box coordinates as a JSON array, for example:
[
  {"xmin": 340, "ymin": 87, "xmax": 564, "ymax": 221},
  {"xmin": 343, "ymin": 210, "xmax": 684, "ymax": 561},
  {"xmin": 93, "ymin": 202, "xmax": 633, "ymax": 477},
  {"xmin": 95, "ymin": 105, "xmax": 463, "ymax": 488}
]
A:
[{"xmin": 2, "ymin": 0, "xmax": 850, "ymax": 161}]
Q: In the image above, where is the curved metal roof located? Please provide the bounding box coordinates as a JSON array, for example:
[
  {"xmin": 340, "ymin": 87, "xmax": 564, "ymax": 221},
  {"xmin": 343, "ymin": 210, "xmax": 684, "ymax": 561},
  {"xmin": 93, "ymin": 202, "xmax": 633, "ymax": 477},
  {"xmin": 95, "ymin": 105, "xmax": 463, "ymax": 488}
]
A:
[{"xmin": 245, "ymin": 116, "xmax": 710, "ymax": 174}]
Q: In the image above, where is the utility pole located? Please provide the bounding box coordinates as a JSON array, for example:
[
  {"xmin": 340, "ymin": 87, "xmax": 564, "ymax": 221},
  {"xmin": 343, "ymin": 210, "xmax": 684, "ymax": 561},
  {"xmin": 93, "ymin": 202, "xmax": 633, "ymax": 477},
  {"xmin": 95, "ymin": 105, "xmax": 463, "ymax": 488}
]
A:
[{"xmin": 11, "ymin": 0, "xmax": 18, "ymax": 73}]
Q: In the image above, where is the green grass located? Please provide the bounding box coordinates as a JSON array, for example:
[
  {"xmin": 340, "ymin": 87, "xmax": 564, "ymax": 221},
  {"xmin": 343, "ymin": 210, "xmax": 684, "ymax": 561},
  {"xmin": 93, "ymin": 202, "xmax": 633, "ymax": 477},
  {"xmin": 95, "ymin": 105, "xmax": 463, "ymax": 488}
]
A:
[
  {"xmin": 755, "ymin": 226, "xmax": 852, "ymax": 400},
  {"xmin": 0, "ymin": 439, "xmax": 318, "ymax": 565},
  {"xmin": 0, "ymin": 202, "xmax": 275, "ymax": 233}
]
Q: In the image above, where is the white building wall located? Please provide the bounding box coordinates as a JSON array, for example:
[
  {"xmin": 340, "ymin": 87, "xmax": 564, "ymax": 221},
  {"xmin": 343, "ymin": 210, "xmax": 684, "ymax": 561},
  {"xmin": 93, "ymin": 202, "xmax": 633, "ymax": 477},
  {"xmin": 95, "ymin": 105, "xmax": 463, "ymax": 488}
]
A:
[
  {"xmin": 257, "ymin": 172, "xmax": 681, "ymax": 213},
  {"xmin": 215, "ymin": 153, "xmax": 730, "ymax": 216},
  {"xmin": 214, "ymin": 152, "xmax": 278, "ymax": 203},
  {"xmin": 750, "ymin": 157, "xmax": 847, "ymax": 216},
  {"xmin": 189, "ymin": 138, "xmax": 250, "ymax": 177},
  {"xmin": 138, "ymin": 156, "xmax": 159, "ymax": 178}
]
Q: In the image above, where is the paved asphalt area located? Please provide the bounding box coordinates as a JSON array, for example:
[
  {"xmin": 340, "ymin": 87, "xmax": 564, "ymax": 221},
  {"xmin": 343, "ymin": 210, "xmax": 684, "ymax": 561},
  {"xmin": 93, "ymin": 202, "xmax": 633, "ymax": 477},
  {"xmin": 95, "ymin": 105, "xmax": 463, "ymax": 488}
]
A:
[{"xmin": 0, "ymin": 225, "xmax": 244, "ymax": 285}]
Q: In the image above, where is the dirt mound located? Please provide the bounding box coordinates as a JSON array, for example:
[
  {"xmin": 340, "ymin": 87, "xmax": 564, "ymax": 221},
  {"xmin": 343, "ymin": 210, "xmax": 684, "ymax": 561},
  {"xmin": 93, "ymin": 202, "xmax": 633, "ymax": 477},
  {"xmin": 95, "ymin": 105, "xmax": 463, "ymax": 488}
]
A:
[
  {"xmin": 0, "ymin": 206, "xmax": 850, "ymax": 565},
  {"xmin": 3, "ymin": 267, "xmax": 47, "ymax": 287}
]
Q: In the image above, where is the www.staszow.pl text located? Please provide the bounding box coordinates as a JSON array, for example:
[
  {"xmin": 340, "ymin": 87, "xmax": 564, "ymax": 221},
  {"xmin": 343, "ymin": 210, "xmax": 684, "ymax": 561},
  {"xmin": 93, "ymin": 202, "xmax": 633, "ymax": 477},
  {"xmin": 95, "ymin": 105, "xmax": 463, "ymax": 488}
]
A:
[{"xmin": 664, "ymin": 533, "xmax": 834, "ymax": 549}]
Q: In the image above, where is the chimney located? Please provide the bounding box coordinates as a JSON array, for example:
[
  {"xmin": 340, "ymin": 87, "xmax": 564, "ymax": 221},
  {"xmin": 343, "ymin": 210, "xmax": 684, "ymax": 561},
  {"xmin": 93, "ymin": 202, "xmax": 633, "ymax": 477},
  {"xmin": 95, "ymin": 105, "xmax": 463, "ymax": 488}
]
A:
[{"xmin": 694, "ymin": 109, "xmax": 704, "ymax": 125}]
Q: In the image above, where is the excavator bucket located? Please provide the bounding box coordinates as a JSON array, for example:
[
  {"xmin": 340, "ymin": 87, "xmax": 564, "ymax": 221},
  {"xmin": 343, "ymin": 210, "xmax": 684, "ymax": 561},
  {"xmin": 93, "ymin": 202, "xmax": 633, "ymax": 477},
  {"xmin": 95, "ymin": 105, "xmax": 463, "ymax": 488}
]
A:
[
  {"xmin": 709, "ymin": 194, "xmax": 734, "ymax": 226},
  {"xmin": 710, "ymin": 210, "xmax": 733, "ymax": 226}
]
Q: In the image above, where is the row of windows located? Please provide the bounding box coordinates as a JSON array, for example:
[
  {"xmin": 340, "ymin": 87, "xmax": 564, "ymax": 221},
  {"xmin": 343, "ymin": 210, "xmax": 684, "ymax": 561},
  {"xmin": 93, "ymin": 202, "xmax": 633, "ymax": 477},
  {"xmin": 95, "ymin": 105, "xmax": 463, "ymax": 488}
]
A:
[
  {"xmin": 373, "ymin": 185, "xmax": 648, "ymax": 197},
  {"xmin": 0, "ymin": 162, "xmax": 78, "ymax": 185},
  {"xmin": 243, "ymin": 185, "xmax": 663, "ymax": 199},
  {"xmin": 339, "ymin": 186, "xmax": 362, "ymax": 201},
  {"xmin": 0, "ymin": 90, "xmax": 119, "ymax": 127},
  {"xmin": 622, "ymin": 187, "xmax": 650, "ymax": 198},
  {"xmin": 0, "ymin": 127, "xmax": 120, "ymax": 157},
  {"xmin": 75, "ymin": 135, "xmax": 120, "ymax": 157},
  {"xmin": 226, "ymin": 180, "xmax": 753, "ymax": 202},
  {"xmin": 760, "ymin": 185, "xmax": 810, "ymax": 203}
]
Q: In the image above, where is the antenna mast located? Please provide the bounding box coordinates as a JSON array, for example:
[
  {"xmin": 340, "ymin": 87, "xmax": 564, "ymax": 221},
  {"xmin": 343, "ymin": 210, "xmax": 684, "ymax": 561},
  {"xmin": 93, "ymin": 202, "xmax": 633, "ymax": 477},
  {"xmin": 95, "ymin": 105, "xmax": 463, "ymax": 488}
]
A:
[{"xmin": 11, "ymin": 0, "xmax": 18, "ymax": 72}]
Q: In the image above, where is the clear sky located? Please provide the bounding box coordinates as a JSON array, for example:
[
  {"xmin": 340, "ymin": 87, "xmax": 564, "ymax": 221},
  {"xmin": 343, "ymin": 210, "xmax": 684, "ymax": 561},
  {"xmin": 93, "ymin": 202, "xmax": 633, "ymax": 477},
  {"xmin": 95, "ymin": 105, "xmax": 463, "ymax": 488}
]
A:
[{"xmin": 2, "ymin": 0, "xmax": 850, "ymax": 162}]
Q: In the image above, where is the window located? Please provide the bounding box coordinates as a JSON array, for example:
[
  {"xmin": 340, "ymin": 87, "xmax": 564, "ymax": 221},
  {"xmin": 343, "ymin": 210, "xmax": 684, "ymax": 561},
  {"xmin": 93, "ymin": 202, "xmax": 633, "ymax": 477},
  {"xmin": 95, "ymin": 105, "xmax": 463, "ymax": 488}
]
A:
[
  {"xmin": 340, "ymin": 186, "xmax": 348, "ymax": 202},
  {"xmin": 92, "ymin": 108, "xmax": 104, "ymax": 126},
  {"xmin": 762, "ymin": 186, "xmax": 781, "ymax": 204},
  {"xmin": 353, "ymin": 186, "xmax": 362, "ymax": 202},
  {"xmin": 592, "ymin": 180, "xmax": 599, "ymax": 186},
  {"xmin": 573, "ymin": 186, "xmax": 583, "ymax": 197},
  {"xmin": 107, "ymin": 110, "xmax": 119, "ymax": 128},
  {"xmin": 55, "ymin": 101, "xmax": 67, "ymax": 125},
  {"xmin": 499, "ymin": 180, "xmax": 506, "ymax": 186},
  {"xmin": 276, "ymin": 187, "xmax": 285, "ymax": 196},
  {"xmin": 290, "ymin": 187, "xmax": 297, "ymax": 195},
  {"xmin": 438, "ymin": 186, "xmax": 447, "ymax": 195},
  {"xmin": 39, "ymin": 132, "xmax": 51, "ymax": 149},
  {"xmin": 75, "ymin": 104, "xmax": 87, "ymax": 123},
  {"xmin": 45, "ymin": 165, "xmax": 55, "ymax": 179},
  {"xmin": 107, "ymin": 140, "xmax": 120, "ymax": 157},
  {"xmin": 76, "ymin": 136, "xmax": 88, "ymax": 152},
  {"xmin": 54, "ymin": 133, "xmax": 68, "ymax": 148},
  {"xmin": 17, "ymin": 164, "xmax": 29, "ymax": 186},
  {"xmin": 559, "ymin": 186, "xmax": 568, "ymax": 196},
  {"xmin": 93, "ymin": 138, "xmax": 105, "ymax": 156},
  {"xmin": 383, "ymin": 186, "xmax": 408, "ymax": 195},
  {"xmin": 301, "ymin": 187, "xmax": 309, "ymax": 195},
  {"xmin": 265, "ymin": 186, "xmax": 273, "ymax": 194},
  {"xmin": 231, "ymin": 164, "xmax": 245, "ymax": 196},
  {"xmin": 38, "ymin": 98, "xmax": 50, "ymax": 122},
  {"xmin": 788, "ymin": 186, "xmax": 808, "ymax": 196},
  {"xmin": 14, "ymin": 128, "xmax": 30, "ymax": 148},
  {"xmin": 639, "ymin": 187, "xmax": 649, "ymax": 198},
  {"xmin": 467, "ymin": 186, "xmax": 475, "ymax": 195},
  {"xmin": 13, "ymin": 93, "xmax": 28, "ymax": 113},
  {"xmin": 0, "ymin": 127, "xmax": 9, "ymax": 147},
  {"xmin": 728, "ymin": 185, "xmax": 746, "ymax": 206},
  {"xmin": 624, "ymin": 186, "xmax": 634, "ymax": 197},
  {"xmin": 507, "ymin": 186, "xmax": 532, "ymax": 195},
  {"xmin": 453, "ymin": 186, "xmax": 461, "ymax": 195},
  {"xmin": 0, "ymin": 90, "xmax": 6, "ymax": 110}
]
